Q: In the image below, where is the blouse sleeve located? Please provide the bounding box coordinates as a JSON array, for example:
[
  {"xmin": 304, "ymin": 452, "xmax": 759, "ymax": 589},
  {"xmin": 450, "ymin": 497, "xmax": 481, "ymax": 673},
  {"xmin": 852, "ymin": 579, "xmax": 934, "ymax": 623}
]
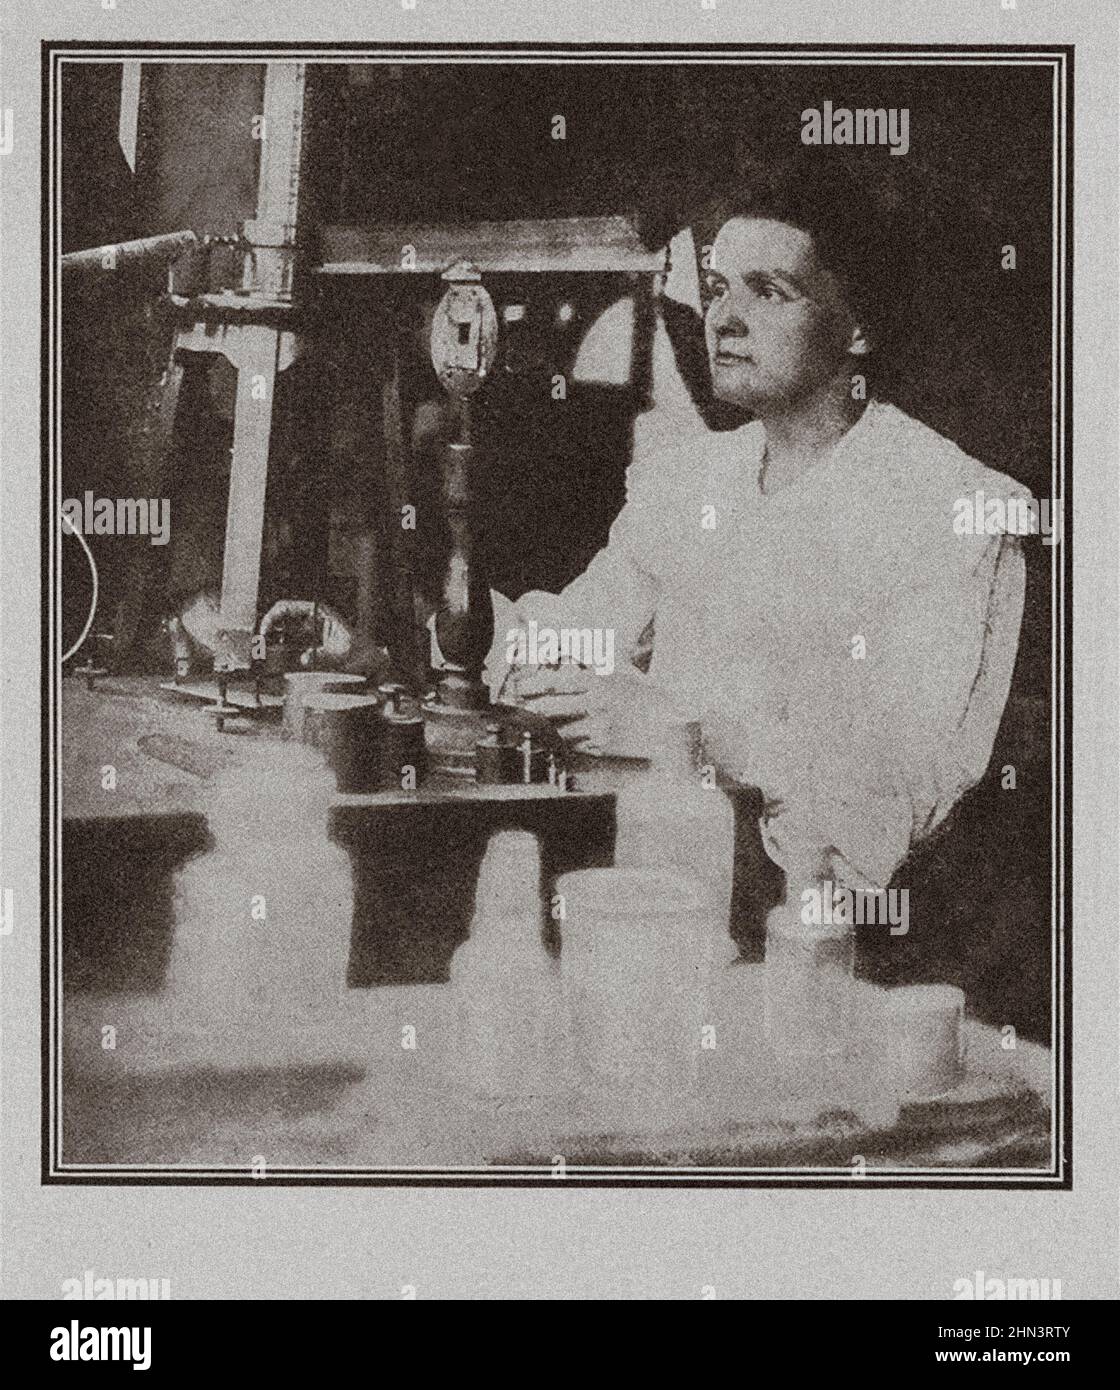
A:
[
  {"xmin": 706, "ymin": 530, "xmax": 1027, "ymax": 891},
  {"xmin": 482, "ymin": 439, "xmax": 699, "ymax": 694}
]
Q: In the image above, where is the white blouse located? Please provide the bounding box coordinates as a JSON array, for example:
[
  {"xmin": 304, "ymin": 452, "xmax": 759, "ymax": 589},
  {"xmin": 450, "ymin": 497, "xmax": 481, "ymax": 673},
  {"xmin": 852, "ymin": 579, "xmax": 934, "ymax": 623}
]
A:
[{"xmin": 488, "ymin": 400, "xmax": 1030, "ymax": 891}]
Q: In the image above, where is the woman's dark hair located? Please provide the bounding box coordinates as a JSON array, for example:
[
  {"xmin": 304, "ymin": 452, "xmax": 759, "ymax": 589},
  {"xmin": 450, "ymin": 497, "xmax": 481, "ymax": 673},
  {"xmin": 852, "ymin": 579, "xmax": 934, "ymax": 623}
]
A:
[{"xmin": 693, "ymin": 153, "xmax": 915, "ymax": 368}]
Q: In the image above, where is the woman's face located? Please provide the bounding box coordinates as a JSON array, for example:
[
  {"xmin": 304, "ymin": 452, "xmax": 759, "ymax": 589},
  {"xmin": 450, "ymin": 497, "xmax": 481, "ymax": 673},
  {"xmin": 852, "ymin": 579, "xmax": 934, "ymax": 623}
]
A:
[{"xmin": 703, "ymin": 216, "xmax": 863, "ymax": 413}]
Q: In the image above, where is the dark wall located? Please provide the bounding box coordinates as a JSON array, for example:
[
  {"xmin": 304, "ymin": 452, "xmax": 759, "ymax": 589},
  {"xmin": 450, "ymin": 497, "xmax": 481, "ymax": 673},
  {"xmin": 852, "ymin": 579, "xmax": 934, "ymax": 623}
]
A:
[{"xmin": 327, "ymin": 61, "xmax": 1053, "ymax": 482}]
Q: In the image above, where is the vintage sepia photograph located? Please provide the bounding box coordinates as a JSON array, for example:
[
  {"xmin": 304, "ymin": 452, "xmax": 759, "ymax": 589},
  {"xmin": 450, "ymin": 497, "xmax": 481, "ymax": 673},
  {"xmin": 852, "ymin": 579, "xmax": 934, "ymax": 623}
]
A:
[{"xmin": 45, "ymin": 44, "xmax": 1070, "ymax": 1187}]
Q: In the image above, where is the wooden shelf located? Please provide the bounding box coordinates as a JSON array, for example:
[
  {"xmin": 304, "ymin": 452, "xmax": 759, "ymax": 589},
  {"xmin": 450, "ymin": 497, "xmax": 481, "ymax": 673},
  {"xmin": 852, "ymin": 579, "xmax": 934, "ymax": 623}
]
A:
[{"xmin": 317, "ymin": 215, "xmax": 666, "ymax": 276}]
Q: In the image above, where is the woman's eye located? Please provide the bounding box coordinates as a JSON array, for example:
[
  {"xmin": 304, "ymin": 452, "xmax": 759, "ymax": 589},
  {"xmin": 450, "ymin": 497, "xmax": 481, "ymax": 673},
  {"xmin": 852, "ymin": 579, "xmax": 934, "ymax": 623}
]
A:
[
  {"xmin": 758, "ymin": 284, "xmax": 785, "ymax": 303},
  {"xmin": 704, "ymin": 276, "xmax": 727, "ymax": 298}
]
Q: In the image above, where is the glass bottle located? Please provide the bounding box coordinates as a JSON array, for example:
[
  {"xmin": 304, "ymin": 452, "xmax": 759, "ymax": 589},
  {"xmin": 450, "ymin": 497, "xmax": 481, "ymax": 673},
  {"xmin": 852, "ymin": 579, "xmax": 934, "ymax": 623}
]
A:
[{"xmin": 613, "ymin": 717, "xmax": 737, "ymax": 970}]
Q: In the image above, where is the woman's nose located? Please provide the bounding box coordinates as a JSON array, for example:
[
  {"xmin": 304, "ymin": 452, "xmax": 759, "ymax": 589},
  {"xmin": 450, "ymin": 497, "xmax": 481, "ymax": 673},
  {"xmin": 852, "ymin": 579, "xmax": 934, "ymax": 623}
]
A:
[{"xmin": 707, "ymin": 293, "xmax": 747, "ymax": 337}]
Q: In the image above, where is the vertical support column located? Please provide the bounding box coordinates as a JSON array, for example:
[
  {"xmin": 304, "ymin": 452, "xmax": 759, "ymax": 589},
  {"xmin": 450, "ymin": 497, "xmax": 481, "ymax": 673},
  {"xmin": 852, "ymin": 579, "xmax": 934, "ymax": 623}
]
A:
[
  {"xmin": 431, "ymin": 395, "xmax": 493, "ymax": 708},
  {"xmin": 214, "ymin": 325, "xmax": 282, "ymax": 672},
  {"xmin": 242, "ymin": 62, "xmax": 307, "ymax": 302},
  {"xmin": 210, "ymin": 60, "xmax": 308, "ymax": 677}
]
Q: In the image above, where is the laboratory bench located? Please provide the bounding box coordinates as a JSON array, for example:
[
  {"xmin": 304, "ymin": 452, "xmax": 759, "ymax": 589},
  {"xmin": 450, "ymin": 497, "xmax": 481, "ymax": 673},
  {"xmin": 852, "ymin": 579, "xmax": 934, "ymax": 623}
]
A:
[
  {"xmin": 60, "ymin": 985, "xmax": 1051, "ymax": 1174},
  {"xmin": 55, "ymin": 675, "xmax": 1054, "ymax": 1176}
]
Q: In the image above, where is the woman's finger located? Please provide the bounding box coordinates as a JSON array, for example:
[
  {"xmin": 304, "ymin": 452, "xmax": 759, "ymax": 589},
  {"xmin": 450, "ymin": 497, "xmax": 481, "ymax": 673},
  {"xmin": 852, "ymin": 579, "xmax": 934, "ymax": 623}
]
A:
[
  {"xmin": 558, "ymin": 714, "xmax": 612, "ymax": 752},
  {"xmin": 521, "ymin": 691, "xmax": 591, "ymax": 720},
  {"xmin": 513, "ymin": 664, "xmax": 593, "ymax": 698}
]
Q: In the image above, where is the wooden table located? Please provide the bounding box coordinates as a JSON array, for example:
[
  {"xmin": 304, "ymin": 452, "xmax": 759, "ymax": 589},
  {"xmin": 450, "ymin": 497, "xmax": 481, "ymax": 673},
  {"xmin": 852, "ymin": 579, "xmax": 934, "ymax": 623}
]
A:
[
  {"xmin": 56, "ymin": 677, "xmax": 1053, "ymax": 1179},
  {"xmin": 61, "ymin": 975, "xmax": 1052, "ymax": 1178}
]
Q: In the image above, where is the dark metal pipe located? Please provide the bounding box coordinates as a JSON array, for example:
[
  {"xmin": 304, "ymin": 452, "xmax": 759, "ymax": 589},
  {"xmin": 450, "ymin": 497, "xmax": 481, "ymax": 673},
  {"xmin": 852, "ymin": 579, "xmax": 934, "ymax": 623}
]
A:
[{"xmin": 61, "ymin": 229, "xmax": 199, "ymax": 276}]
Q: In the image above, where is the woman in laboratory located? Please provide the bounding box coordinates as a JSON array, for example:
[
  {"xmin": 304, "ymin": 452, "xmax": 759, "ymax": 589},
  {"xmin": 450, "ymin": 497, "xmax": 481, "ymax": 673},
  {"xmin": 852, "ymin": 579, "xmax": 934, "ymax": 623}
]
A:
[{"xmin": 488, "ymin": 162, "xmax": 1032, "ymax": 902}]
